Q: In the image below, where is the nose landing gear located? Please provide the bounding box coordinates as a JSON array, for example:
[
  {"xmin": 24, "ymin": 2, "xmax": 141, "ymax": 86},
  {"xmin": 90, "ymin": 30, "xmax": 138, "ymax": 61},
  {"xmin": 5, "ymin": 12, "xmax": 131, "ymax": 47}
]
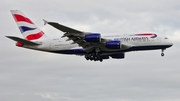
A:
[
  {"xmin": 161, "ymin": 49, "xmax": 165, "ymax": 57},
  {"xmin": 161, "ymin": 53, "xmax": 164, "ymax": 57}
]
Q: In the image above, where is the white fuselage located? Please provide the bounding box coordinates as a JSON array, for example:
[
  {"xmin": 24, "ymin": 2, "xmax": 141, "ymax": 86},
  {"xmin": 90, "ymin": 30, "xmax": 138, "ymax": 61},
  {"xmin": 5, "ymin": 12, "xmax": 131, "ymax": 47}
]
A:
[{"xmin": 23, "ymin": 34, "xmax": 173, "ymax": 55}]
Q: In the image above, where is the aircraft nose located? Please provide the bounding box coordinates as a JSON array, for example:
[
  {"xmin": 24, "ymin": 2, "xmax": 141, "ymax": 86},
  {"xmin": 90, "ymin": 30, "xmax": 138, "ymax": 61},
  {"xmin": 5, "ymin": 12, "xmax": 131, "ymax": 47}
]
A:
[
  {"xmin": 168, "ymin": 39, "xmax": 173, "ymax": 47},
  {"xmin": 170, "ymin": 42, "xmax": 173, "ymax": 47}
]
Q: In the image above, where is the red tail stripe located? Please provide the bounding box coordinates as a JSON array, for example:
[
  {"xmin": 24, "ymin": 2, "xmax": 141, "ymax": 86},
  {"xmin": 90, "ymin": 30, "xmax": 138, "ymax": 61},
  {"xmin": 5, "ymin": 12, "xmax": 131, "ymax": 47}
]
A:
[
  {"xmin": 26, "ymin": 31, "xmax": 44, "ymax": 40},
  {"xmin": 13, "ymin": 14, "xmax": 34, "ymax": 24}
]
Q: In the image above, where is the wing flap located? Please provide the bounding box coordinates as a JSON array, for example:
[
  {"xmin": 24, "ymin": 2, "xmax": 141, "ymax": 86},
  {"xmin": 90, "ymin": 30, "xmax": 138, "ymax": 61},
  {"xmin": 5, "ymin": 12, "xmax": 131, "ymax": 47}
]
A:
[{"xmin": 6, "ymin": 36, "xmax": 40, "ymax": 46}]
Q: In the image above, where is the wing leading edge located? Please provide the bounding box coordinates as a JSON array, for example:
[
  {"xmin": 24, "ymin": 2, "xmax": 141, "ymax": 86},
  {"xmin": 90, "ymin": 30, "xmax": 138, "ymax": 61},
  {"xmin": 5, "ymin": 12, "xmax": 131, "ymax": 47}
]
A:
[{"xmin": 43, "ymin": 20, "xmax": 83, "ymax": 33}]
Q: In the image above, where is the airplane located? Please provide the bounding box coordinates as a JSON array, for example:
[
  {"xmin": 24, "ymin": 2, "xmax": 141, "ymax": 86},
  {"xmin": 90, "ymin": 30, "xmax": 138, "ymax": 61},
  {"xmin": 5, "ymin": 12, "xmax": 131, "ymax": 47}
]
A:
[{"xmin": 6, "ymin": 10, "xmax": 173, "ymax": 62}]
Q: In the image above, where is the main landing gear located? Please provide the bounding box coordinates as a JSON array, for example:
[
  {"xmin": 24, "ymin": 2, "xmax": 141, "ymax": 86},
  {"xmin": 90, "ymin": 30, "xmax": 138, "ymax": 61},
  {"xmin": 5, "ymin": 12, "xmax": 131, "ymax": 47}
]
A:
[
  {"xmin": 161, "ymin": 49, "xmax": 165, "ymax": 57},
  {"xmin": 85, "ymin": 54, "xmax": 103, "ymax": 62}
]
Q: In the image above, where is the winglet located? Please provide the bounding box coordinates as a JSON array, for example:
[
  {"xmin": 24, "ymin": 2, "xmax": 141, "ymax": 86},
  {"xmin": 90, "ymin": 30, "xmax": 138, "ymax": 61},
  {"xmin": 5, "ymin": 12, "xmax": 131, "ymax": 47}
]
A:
[{"xmin": 43, "ymin": 19, "xmax": 48, "ymax": 25}]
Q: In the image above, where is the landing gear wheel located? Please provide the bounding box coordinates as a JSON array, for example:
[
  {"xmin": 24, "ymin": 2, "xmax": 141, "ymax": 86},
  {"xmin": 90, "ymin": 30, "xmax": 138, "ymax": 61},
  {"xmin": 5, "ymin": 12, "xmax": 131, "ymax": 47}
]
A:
[
  {"xmin": 85, "ymin": 55, "xmax": 89, "ymax": 60},
  {"xmin": 161, "ymin": 49, "xmax": 166, "ymax": 57},
  {"xmin": 161, "ymin": 53, "xmax": 164, "ymax": 57},
  {"xmin": 84, "ymin": 53, "xmax": 104, "ymax": 62}
]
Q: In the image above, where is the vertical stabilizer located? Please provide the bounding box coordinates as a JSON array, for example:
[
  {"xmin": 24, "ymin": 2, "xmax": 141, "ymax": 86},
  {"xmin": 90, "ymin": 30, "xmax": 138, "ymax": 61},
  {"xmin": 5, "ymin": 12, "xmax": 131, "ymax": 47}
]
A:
[{"xmin": 10, "ymin": 10, "xmax": 48, "ymax": 40}]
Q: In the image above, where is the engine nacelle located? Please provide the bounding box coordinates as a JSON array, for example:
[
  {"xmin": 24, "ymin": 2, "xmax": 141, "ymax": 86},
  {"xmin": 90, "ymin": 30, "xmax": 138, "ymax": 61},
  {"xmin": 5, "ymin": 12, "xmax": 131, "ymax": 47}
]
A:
[
  {"xmin": 101, "ymin": 55, "xmax": 110, "ymax": 59},
  {"xmin": 106, "ymin": 41, "xmax": 121, "ymax": 49},
  {"xmin": 110, "ymin": 53, "xmax": 125, "ymax": 59},
  {"xmin": 84, "ymin": 33, "xmax": 101, "ymax": 42}
]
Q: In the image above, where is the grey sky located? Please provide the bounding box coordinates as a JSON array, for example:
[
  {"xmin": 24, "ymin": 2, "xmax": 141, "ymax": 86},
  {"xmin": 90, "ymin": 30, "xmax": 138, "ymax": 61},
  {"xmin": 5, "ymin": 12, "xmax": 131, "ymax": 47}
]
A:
[{"xmin": 1, "ymin": 0, "xmax": 180, "ymax": 101}]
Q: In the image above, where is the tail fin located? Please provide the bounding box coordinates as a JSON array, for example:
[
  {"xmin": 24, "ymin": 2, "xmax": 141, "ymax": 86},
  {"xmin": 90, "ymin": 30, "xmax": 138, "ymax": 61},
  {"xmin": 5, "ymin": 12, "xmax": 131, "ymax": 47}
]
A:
[{"xmin": 10, "ymin": 10, "xmax": 48, "ymax": 40}]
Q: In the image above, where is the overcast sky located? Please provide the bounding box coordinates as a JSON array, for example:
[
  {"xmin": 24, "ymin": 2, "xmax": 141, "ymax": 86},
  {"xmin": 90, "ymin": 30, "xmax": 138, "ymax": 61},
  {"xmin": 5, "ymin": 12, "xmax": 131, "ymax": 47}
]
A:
[{"xmin": 1, "ymin": 0, "xmax": 180, "ymax": 101}]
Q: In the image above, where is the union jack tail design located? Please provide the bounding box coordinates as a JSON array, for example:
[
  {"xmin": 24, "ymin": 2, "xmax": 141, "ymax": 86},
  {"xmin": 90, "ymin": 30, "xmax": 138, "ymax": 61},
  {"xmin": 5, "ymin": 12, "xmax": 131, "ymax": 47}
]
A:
[{"xmin": 10, "ymin": 10, "xmax": 48, "ymax": 40}]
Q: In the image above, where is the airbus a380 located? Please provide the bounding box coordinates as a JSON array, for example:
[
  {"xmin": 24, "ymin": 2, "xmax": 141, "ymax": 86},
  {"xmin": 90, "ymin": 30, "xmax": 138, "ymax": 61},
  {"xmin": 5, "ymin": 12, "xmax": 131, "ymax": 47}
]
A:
[{"xmin": 7, "ymin": 10, "xmax": 173, "ymax": 62}]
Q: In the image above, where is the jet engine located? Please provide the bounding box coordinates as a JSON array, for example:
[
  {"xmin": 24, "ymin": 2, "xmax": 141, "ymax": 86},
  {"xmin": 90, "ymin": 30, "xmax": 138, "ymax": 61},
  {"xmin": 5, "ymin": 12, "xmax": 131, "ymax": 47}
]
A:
[
  {"xmin": 110, "ymin": 53, "xmax": 125, "ymax": 59},
  {"xmin": 101, "ymin": 55, "xmax": 110, "ymax": 59},
  {"xmin": 106, "ymin": 40, "xmax": 121, "ymax": 49},
  {"xmin": 84, "ymin": 33, "xmax": 101, "ymax": 42}
]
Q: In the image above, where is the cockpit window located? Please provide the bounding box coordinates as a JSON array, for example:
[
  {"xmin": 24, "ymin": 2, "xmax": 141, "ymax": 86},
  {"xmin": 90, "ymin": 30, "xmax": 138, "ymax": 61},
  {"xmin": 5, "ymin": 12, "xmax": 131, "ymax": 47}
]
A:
[{"xmin": 165, "ymin": 37, "xmax": 168, "ymax": 39}]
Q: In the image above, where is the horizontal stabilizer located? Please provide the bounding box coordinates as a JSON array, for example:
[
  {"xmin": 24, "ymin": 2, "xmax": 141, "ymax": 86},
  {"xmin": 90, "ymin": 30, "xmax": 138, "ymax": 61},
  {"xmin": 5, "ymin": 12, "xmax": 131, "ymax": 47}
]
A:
[{"xmin": 6, "ymin": 36, "xmax": 40, "ymax": 46}]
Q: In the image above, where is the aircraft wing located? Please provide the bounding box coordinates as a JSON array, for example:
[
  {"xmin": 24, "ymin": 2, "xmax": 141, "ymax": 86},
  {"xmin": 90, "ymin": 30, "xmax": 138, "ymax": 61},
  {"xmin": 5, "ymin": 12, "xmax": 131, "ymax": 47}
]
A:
[
  {"xmin": 45, "ymin": 21, "xmax": 131, "ymax": 53},
  {"xmin": 45, "ymin": 21, "xmax": 105, "ymax": 53}
]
